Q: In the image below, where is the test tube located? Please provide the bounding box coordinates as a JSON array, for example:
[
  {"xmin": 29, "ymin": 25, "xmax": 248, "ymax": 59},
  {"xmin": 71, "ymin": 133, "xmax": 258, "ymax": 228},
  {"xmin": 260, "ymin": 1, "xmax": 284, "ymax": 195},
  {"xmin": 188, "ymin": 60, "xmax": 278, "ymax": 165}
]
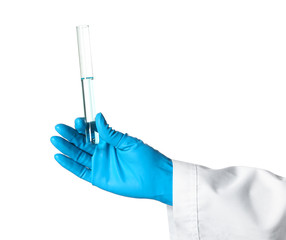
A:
[{"xmin": 76, "ymin": 25, "xmax": 99, "ymax": 144}]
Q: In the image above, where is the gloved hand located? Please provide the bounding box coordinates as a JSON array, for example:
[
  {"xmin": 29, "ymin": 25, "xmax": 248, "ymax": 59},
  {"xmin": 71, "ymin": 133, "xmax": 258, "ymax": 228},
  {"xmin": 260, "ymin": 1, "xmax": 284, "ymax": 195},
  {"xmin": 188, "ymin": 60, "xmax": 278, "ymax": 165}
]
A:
[{"xmin": 50, "ymin": 113, "xmax": 173, "ymax": 205}]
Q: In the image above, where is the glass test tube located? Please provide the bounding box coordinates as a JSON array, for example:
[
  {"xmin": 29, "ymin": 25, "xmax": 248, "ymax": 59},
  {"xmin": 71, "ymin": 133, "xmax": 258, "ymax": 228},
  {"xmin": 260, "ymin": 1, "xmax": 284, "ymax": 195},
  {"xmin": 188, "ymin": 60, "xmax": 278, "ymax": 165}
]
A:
[{"xmin": 76, "ymin": 25, "xmax": 99, "ymax": 144}]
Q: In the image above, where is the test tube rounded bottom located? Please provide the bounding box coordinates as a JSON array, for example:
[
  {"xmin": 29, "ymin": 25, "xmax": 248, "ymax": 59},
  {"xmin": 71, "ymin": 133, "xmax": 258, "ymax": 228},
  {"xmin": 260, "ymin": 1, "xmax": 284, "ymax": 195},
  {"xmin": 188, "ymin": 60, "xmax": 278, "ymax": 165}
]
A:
[{"xmin": 86, "ymin": 121, "xmax": 99, "ymax": 144}]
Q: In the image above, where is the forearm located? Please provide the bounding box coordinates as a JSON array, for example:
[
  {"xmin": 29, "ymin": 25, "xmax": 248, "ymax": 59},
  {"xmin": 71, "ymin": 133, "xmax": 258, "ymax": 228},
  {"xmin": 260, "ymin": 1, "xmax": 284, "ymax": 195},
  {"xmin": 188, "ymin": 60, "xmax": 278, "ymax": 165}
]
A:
[{"xmin": 168, "ymin": 160, "xmax": 286, "ymax": 240}]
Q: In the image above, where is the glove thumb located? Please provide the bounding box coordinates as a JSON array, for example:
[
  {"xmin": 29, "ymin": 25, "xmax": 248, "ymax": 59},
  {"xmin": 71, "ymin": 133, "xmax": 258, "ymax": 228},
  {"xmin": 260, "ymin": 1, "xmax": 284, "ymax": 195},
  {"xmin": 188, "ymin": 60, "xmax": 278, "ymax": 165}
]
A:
[{"xmin": 95, "ymin": 112, "xmax": 125, "ymax": 148}]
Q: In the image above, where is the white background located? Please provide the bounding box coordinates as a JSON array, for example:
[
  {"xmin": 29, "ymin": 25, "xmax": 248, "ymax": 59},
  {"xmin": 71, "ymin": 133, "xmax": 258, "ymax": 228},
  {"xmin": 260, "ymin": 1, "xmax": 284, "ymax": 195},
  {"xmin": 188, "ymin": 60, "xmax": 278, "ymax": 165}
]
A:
[{"xmin": 1, "ymin": 1, "xmax": 286, "ymax": 239}]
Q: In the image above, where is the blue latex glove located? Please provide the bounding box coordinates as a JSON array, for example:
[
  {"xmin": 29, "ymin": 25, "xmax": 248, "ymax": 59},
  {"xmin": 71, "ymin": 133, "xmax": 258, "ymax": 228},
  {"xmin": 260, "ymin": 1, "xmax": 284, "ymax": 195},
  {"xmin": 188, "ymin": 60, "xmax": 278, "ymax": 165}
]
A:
[{"xmin": 50, "ymin": 113, "xmax": 173, "ymax": 205}]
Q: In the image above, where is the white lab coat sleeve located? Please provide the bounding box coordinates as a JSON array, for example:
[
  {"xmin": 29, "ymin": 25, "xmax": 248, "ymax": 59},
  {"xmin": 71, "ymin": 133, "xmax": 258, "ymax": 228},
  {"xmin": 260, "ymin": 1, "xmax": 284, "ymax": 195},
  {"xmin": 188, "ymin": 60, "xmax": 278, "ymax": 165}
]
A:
[{"xmin": 167, "ymin": 160, "xmax": 286, "ymax": 240}]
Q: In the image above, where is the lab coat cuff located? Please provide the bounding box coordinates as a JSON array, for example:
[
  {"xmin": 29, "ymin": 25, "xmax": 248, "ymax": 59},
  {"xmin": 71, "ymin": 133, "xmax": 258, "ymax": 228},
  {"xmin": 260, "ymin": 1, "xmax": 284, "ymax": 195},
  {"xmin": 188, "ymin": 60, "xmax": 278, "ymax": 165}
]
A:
[{"xmin": 167, "ymin": 160, "xmax": 200, "ymax": 240}]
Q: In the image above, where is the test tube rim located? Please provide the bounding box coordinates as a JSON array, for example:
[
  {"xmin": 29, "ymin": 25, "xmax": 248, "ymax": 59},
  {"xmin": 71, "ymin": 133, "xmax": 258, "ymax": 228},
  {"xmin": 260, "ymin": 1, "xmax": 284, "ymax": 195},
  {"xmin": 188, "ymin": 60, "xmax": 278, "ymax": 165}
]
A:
[{"xmin": 76, "ymin": 24, "xmax": 89, "ymax": 29}]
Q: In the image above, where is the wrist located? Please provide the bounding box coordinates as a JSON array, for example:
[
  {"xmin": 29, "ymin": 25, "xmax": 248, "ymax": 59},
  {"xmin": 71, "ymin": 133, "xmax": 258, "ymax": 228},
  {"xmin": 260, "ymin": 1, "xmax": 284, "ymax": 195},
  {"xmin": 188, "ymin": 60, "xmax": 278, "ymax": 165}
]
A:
[{"xmin": 155, "ymin": 157, "xmax": 173, "ymax": 206}]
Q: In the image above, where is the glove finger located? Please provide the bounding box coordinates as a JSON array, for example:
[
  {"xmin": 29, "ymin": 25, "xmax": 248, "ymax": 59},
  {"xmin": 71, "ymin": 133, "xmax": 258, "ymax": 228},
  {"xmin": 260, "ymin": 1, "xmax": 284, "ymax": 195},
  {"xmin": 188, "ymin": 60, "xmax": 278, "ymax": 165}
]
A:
[
  {"xmin": 96, "ymin": 113, "xmax": 141, "ymax": 150},
  {"xmin": 51, "ymin": 136, "xmax": 92, "ymax": 169},
  {"xmin": 95, "ymin": 113, "xmax": 125, "ymax": 148},
  {"xmin": 75, "ymin": 117, "xmax": 86, "ymax": 135},
  {"xmin": 55, "ymin": 124, "xmax": 86, "ymax": 149},
  {"xmin": 54, "ymin": 154, "xmax": 91, "ymax": 182}
]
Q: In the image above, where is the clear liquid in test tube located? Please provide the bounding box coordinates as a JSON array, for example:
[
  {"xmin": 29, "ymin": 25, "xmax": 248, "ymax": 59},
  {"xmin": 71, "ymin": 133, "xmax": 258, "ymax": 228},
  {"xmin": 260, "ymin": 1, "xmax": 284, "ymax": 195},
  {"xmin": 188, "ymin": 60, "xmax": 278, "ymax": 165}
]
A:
[{"xmin": 76, "ymin": 25, "xmax": 99, "ymax": 144}]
